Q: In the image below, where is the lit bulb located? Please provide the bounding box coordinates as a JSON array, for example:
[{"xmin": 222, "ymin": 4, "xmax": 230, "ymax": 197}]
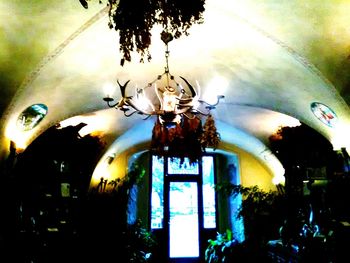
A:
[{"xmin": 103, "ymin": 83, "xmax": 115, "ymax": 98}]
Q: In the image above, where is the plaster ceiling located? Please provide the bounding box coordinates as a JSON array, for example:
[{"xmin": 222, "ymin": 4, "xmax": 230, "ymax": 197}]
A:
[{"xmin": 1, "ymin": 0, "xmax": 350, "ymax": 181}]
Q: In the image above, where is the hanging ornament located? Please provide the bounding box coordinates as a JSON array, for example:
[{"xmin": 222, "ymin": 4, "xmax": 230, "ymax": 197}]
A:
[{"xmin": 200, "ymin": 114, "xmax": 221, "ymax": 150}]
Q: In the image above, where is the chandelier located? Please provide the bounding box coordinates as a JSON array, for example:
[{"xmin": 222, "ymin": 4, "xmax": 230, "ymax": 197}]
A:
[{"xmin": 103, "ymin": 31, "xmax": 224, "ymax": 127}]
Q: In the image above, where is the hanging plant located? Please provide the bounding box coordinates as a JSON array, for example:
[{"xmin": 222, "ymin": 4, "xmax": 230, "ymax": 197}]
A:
[
  {"xmin": 151, "ymin": 117, "xmax": 203, "ymax": 164},
  {"xmin": 200, "ymin": 114, "xmax": 221, "ymax": 150},
  {"xmin": 78, "ymin": 0, "xmax": 206, "ymax": 65}
]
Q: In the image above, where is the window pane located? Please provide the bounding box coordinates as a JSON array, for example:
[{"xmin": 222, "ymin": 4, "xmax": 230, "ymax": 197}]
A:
[
  {"xmin": 202, "ymin": 156, "xmax": 216, "ymax": 228},
  {"xmin": 169, "ymin": 182, "xmax": 199, "ymax": 258},
  {"xmin": 151, "ymin": 156, "xmax": 164, "ymax": 229},
  {"xmin": 17, "ymin": 103, "xmax": 48, "ymax": 131},
  {"xmin": 168, "ymin": 157, "xmax": 199, "ymax": 175}
]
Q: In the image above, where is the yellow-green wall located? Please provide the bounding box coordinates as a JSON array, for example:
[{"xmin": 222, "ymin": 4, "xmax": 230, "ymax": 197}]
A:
[
  {"xmin": 220, "ymin": 143, "xmax": 277, "ymax": 192},
  {"xmin": 106, "ymin": 144, "xmax": 276, "ymax": 192},
  {"xmin": 97, "ymin": 142, "xmax": 279, "ymax": 234}
]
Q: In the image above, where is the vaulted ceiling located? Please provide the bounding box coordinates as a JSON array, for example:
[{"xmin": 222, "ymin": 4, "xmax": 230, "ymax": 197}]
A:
[{"xmin": 1, "ymin": 0, "xmax": 350, "ymax": 182}]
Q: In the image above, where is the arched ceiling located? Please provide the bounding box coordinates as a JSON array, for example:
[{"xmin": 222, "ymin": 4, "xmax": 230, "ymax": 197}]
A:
[{"xmin": 2, "ymin": 0, "xmax": 350, "ymax": 181}]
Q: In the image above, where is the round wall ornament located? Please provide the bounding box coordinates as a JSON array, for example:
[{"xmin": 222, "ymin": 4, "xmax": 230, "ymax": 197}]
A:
[{"xmin": 310, "ymin": 102, "xmax": 337, "ymax": 128}]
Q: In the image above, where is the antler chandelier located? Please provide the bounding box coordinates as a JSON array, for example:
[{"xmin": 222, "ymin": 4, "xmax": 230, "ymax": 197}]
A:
[{"xmin": 103, "ymin": 31, "xmax": 224, "ymax": 127}]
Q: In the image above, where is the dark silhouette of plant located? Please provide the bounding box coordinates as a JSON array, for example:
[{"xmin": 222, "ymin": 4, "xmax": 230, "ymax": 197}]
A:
[
  {"xmin": 215, "ymin": 183, "xmax": 286, "ymax": 245},
  {"xmin": 151, "ymin": 116, "xmax": 203, "ymax": 165},
  {"xmin": 205, "ymin": 229, "xmax": 239, "ymax": 263},
  {"xmin": 79, "ymin": 0, "xmax": 206, "ymax": 65},
  {"xmin": 200, "ymin": 114, "xmax": 221, "ymax": 150},
  {"xmin": 269, "ymin": 124, "xmax": 334, "ymax": 172},
  {"xmin": 124, "ymin": 219, "xmax": 157, "ymax": 263},
  {"xmin": 108, "ymin": 177, "xmax": 120, "ymax": 191}
]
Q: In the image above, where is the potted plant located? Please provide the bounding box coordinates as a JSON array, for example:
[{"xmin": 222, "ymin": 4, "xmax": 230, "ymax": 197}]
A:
[
  {"xmin": 205, "ymin": 229, "xmax": 239, "ymax": 263},
  {"xmin": 212, "ymin": 183, "xmax": 286, "ymax": 261}
]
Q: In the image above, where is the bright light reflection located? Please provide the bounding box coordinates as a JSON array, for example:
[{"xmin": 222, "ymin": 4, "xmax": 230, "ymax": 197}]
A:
[
  {"xmin": 331, "ymin": 123, "xmax": 350, "ymax": 151},
  {"xmin": 261, "ymin": 148, "xmax": 285, "ymax": 185},
  {"xmin": 202, "ymin": 156, "xmax": 216, "ymax": 228},
  {"xmin": 103, "ymin": 82, "xmax": 116, "ymax": 98},
  {"xmin": 90, "ymin": 160, "xmax": 112, "ymax": 187},
  {"xmin": 169, "ymin": 182, "xmax": 199, "ymax": 258},
  {"xmin": 272, "ymin": 174, "xmax": 285, "ymax": 185},
  {"xmin": 135, "ymin": 89, "xmax": 154, "ymax": 111},
  {"xmin": 59, "ymin": 115, "xmax": 107, "ymax": 137},
  {"xmin": 5, "ymin": 120, "xmax": 30, "ymax": 150},
  {"xmin": 202, "ymin": 76, "xmax": 228, "ymax": 105}
]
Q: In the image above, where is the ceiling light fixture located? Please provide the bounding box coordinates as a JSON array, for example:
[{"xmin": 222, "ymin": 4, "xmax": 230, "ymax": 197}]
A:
[{"xmin": 103, "ymin": 31, "xmax": 224, "ymax": 127}]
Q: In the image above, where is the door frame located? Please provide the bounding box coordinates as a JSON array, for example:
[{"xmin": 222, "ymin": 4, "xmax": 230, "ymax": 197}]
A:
[
  {"xmin": 149, "ymin": 154, "xmax": 217, "ymax": 263},
  {"xmin": 164, "ymin": 174, "xmax": 204, "ymax": 263}
]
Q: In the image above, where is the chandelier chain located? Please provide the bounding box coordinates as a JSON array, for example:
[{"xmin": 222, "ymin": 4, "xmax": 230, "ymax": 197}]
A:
[
  {"xmin": 103, "ymin": 32, "xmax": 224, "ymax": 126},
  {"xmin": 165, "ymin": 43, "xmax": 171, "ymax": 91}
]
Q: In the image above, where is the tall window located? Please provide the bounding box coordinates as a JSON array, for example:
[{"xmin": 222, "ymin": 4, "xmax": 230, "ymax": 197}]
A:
[
  {"xmin": 150, "ymin": 155, "xmax": 216, "ymax": 230},
  {"xmin": 151, "ymin": 156, "xmax": 164, "ymax": 229},
  {"xmin": 202, "ymin": 156, "xmax": 216, "ymax": 228}
]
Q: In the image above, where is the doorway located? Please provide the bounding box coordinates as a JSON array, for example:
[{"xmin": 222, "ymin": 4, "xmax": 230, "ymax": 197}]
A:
[{"xmin": 151, "ymin": 155, "xmax": 217, "ymax": 263}]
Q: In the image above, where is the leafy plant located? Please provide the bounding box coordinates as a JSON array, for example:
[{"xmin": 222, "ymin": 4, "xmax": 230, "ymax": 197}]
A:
[
  {"xmin": 124, "ymin": 219, "xmax": 157, "ymax": 263},
  {"xmin": 215, "ymin": 183, "xmax": 286, "ymax": 243},
  {"xmin": 151, "ymin": 114, "xmax": 221, "ymax": 164},
  {"xmin": 151, "ymin": 116, "xmax": 203, "ymax": 164},
  {"xmin": 215, "ymin": 183, "xmax": 284, "ymax": 217},
  {"xmin": 205, "ymin": 229, "xmax": 238, "ymax": 263},
  {"xmin": 110, "ymin": 163, "xmax": 146, "ymax": 195},
  {"xmin": 90, "ymin": 165, "xmax": 154, "ymax": 262},
  {"xmin": 79, "ymin": 0, "xmax": 206, "ymax": 65},
  {"xmin": 269, "ymin": 124, "xmax": 334, "ymax": 172}
]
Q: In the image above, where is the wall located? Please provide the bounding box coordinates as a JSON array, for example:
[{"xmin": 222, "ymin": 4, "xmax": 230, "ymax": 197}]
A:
[
  {"xmin": 220, "ymin": 143, "xmax": 277, "ymax": 191},
  {"xmin": 105, "ymin": 143, "xmax": 277, "ymax": 230}
]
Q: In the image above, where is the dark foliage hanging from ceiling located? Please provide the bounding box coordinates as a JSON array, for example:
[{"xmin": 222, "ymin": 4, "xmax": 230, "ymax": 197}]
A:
[
  {"xmin": 269, "ymin": 123, "xmax": 335, "ymax": 170},
  {"xmin": 151, "ymin": 117, "xmax": 203, "ymax": 164},
  {"xmin": 79, "ymin": 0, "xmax": 206, "ymax": 65},
  {"xmin": 151, "ymin": 115, "xmax": 221, "ymax": 164},
  {"xmin": 200, "ymin": 114, "xmax": 221, "ymax": 150}
]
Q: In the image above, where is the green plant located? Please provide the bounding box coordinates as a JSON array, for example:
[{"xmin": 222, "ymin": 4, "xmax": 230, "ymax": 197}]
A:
[
  {"xmin": 216, "ymin": 183, "xmax": 284, "ymax": 216},
  {"xmin": 205, "ymin": 229, "xmax": 238, "ymax": 263},
  {"xmin": 109, "ymin": 163, "xmax": 146, "ymax": 195},
  {"xmin": 90, "ymin": 165, "xmax": 154, "ymax": 262},
  {"xmin": 124, "ymin": 219, "xmax": 157, "ymax": 263},
  {"xmin": 215, "ymin": 183, "xmax": 286, "ymax": 243},
  {"xmin": 123, "ymin": 163, "xmax": 146, "ymax": 189}
]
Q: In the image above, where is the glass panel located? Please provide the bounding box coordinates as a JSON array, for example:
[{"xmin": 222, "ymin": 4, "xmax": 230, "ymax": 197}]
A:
[
  {"xmin": 151, "ymin": 156, "xmax": 164, "ymax": 229},
  {"xmin": 169, "ymin": 182, "xmax": 199, "ymax": 258},
  {"xmin": 168, "ymin": 157, "xmax": 199, "ymax": 175},
  {"xmin": 202, "ymin": 156, "xmax": 216, "ymax": 228},
  {"xmin": 17, "ymin": 103, "xmax": 48, "ymax": 131}
]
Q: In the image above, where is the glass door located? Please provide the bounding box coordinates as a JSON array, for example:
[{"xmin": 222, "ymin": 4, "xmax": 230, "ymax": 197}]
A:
[
  {"xmin": 169, "ymin": 182, "xmax": 200, "ymax": 259},
  {"xmin": 151, "ymin": 155, "xmax": 217, "ymax": 263},
  {"xmin": 165, "ymin": 156, "xmax": 202, "ymax": 263}
]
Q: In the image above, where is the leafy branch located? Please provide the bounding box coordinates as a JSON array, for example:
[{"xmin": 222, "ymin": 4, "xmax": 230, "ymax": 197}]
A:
[{"xmin": 79, "ymin": 0, "xmax": 206, "ymax": 65}]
